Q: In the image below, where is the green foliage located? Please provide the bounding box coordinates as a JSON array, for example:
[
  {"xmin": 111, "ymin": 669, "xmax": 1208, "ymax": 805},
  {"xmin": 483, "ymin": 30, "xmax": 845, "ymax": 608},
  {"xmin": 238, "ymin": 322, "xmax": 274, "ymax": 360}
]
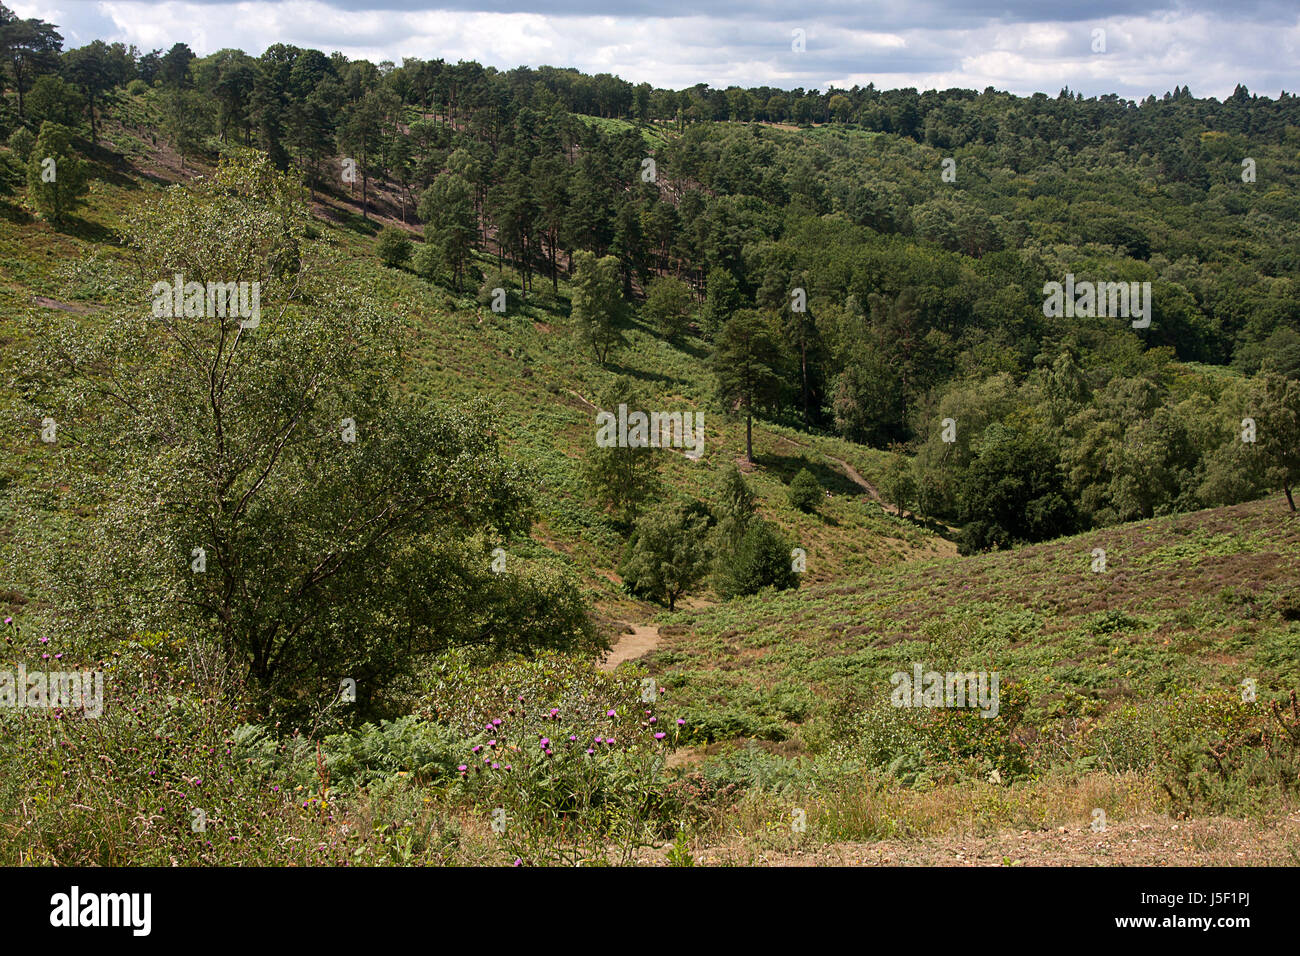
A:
[
  {"xmin": 582, "ymin": 376, "xmax": 660, "ymax": 528},
  {"xmin": 373, "ymin": 226, "xmax": 410, "ymax": 268},
  {"xmin": 12, "ymin": 154, "xmax": 596, "ymax": 714},
  {"xmin": 881, "ymin": 446, "xmax": 918, "ymax": 517},
  {"xmin": 417, "ymin": 172, "xmax": 475, "ymax": 289},
  {"xmin": 716, "ymin": 518, "xmax": 800, "ymax": 599},
  {"xmin": 712, "ymin": 462, "xmax": 756, "ymax": 553},
  {"xmin": 620, "ymin": 498, "xmax": 713, "ymax": 610},
  {"xmin": 642, "ymin": 275, "xmax": 693, "ymax": 341},
  {"xmin": 411, "ymin": 241, "xmax": 442, "ymax": 282},
  {"xmin": 6, "ymin": 125, "xmax": 35, "ymax": 161},
  {"xmin": 25, "ymin": 121, "xmax": 87, "ymax": 222},
  {"xmin": 786, "ymin": 467, "xmax": 821, "ymax": 513},
  {"xmin": 571, "ymin": 250, "xmax": 627, "ymax": 365},
  {"xmin": 713, "ymin": 309, "xmax": 783, "ymax": 462},
  {"xmin": 958, "ymin": 425, "xmax": 1077, "ymax": 553}
]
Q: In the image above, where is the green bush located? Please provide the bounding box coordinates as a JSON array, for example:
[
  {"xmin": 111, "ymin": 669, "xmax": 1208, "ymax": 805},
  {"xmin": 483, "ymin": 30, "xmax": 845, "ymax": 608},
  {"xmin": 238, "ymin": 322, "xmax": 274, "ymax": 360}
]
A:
[
  {"xmin": 716, "ymin": 519, "xmax": 800, "ymax": 598},
  {"xmin": 412, "ymin": 241, "xmax": 441, "ymax": 282},
  {"xmin": 6, "ymin": 126, "xmax": 35, "ymax": 163},
  {"xmin": 376, "ymin": 226, "xmax": 412, "ymax": 268},
  {"xmin": 787, "ymin": 467, "xmax": 821, "ymax": 513}
]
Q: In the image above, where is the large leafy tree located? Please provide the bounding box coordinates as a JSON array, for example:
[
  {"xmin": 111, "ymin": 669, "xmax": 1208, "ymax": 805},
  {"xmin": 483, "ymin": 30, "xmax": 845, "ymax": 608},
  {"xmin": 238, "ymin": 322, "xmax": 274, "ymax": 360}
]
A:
[
  {"xmin": 712, "ymin": 309, "xmax": 783, "ymax": 462},
  {"xmin": 0, "ymin": 4, "xmax": 63, "ymax": 117},
  {"xmin": 957, "ymin": 425, "xmax": 1077, "ymax": 553},
  {"xmin": 582, "ymin": 376, "xmax": 661, "ymax": 529},
  {"xmin": 1252, "ymin": 371, "xmax": 1300, "ymax": 511},
  {"xmin": 62, "ymin": 40, "xmax": 132, "ymax": 143},
  {"xmin": 571, "ymin": 250, "xmax": 627, "ymax": 365},
  {"xmin": 25, "ymin": 121, "xmax": 88, "ymax": 222},
  {"xmin": 417, "ymin": 171, "xmax": 476, "ymax": 290},
  {"xmin": 620, "ymin": 499, "xmax": 712, "ymax": 610},
  {"xmin": 12, "ymin": 155, "xmax": 596, "ymax": 711}
]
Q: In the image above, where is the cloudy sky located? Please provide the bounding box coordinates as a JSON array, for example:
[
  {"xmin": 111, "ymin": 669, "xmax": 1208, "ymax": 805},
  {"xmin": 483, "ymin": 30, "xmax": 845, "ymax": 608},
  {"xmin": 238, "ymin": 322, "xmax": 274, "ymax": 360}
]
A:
[{"xmin": 11, "ymin": 0, "xmax": 1299, "ymax": 100}]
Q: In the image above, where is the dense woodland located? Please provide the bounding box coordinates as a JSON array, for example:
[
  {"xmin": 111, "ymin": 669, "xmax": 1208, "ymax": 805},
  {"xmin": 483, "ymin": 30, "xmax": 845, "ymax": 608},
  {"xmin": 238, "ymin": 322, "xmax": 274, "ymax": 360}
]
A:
[{"xmin": 3, "ymin": 2, "xmax": 1299, "ymax": 557}]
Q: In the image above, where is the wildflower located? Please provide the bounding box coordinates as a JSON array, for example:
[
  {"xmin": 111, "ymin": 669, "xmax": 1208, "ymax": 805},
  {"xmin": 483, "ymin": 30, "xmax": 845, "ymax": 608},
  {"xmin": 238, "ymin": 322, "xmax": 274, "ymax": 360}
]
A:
[
  {"xmin": 677, "ymin": 718, "xmax": 686, "ymax": 725},
  {"xmin": 539, "ymin": 738, "xmax": 550, "ymax": 748},
  {"xmin": 491, "ymin": 762, "xmax": 499, "ymax": 770},
  {"xmin": 595, "ymin": 736, "xmax": 603, "ymax": 744},
  {"xmin": 488, "ymin": 739, "xmax": 497, "ymax": 747},
  {"xmin": 458, "ymin": 765, "xmax": 468, "ymax": 774},
  {"xmin": 513, "ymin": 859, "xmax": 523, "ymax": 867},
  {"xmin": 649, "ymin": 717, "xmax": 658, "ymax": 724},
  {"xmin": 492, "ymin": 718, "xmax": 502, "ymax": 726},
  {"xmin": 586, "ymin": 748, "xmax": 594, "ymax": 755},
  {"xmin": 654, "ymin": 732, "xmax": 666, "ymax": 740}
]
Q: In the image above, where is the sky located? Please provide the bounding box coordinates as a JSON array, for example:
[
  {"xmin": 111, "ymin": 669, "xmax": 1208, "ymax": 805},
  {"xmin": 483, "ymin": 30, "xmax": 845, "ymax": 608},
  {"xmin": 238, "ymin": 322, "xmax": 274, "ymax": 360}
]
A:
[{"xmin": 10, "ymin": 0, "xmax": 1299, "ymax": 100}]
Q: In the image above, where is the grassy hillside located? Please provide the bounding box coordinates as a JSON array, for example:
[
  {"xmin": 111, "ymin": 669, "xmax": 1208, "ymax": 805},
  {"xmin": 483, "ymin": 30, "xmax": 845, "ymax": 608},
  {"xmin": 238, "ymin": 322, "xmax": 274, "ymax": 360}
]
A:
[
  {"xmin": 2, "ymin": 91, "xmax": 1298, "ymax": 869},
  {"xmin": 650, "ymin": 495, "xmax": 1300, "ymax": 742}
]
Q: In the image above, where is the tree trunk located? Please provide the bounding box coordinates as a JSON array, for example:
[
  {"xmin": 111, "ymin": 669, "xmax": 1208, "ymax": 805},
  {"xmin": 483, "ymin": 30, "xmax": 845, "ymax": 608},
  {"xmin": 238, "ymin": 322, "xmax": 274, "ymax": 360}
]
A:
[
  {"xmin": 745, "ymin": 411, "xmax": 753, "ymax": 463},
  {"xmin": 1286, "ymin": 482, "xmax": 1296, "ymax": 512}
]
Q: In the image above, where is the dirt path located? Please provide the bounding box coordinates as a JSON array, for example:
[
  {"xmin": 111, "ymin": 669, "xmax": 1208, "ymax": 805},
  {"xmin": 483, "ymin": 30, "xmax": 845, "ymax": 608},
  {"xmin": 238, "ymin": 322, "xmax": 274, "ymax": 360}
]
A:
[
  {"xmin": 598, "ymin": 624, "xmax": 660, "ymax": 671},
  {"xmin": 636, "ymin": 814, "xmax": 1300, "ymax": 866},
  {"xmin": 827, "ymin": 456, "xmax": 882, "ymax": 502}
]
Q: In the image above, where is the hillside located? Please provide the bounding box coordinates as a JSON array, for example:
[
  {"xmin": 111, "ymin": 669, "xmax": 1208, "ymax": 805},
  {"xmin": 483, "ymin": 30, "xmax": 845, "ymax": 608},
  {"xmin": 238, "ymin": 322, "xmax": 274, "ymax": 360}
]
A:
[{"xmin": 1, "ymin": 25, "xmax": 1299, "ymax": 870}]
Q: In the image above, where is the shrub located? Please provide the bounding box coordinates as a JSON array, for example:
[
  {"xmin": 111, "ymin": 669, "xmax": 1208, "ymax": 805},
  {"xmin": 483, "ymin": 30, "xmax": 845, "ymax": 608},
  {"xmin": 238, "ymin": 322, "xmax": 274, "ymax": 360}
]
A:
[
  {"xmin": 7, "ymin": 126, "xmax": 35, "ymax": 163},
  {"xmin": 787, "ymin": 467, "xmax": 821, "ymax": 513},
  {"xmin": 376, "ymin": 226, "xmax": 412, "ymax": 268},
  {"xmin": 412, "ymin": 241, "xmax": 441, "ymax": 282},
  {"xmin": 716, "ymin": 519, "xmax": 800, "ymax": 598},
  {"xmin": 127, "ymin": 79, "xmax": 149, "ymax": 96},
  {"xmin": 477, "ymin": 270, "xmax": 519, "ymax": 312}
]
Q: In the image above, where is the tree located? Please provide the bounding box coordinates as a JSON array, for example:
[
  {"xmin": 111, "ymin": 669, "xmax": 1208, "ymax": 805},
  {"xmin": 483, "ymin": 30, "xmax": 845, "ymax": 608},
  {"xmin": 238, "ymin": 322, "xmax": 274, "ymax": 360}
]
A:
[
  {"xmin": 571, "ymin": 250, "xmax": 626, "ymax": 365},
  {"xmin": 716, "ymin": 519, "xmax": 800, "ymax": 598},
  {"xmin": 13, "ymin": 155, "xmax": 596, "ymax": 710},
  {"xmin": 881, "ymin": 445, "xmax": 918, "ymax": 517},
  {"xmin": 159, "ymin": 88, "xmax": 212, "ymax": 170},
  {"xmin": 643, "ymin": 275, "xmax": 693, "ymax": 341},
  {"xmin": 583, "ymin": 377, "xmax": 661, "ymax": 529},
  {"xmin": 1252, "ymin": 371, "xmax": 1300, "ymax": 511},
  {"xmin": 158, "ymin": 42, "xmax": 195, "ymax": 88},
  {"xmin": 713, "ymin": 463, "xmax": 757, "ymax": 552},
  {"xmin": 412, "ymin": 241, "xmax": 442, "ymax": 282},
  {"xmin": 0, "ymin": 7, "xmax": 63, "ymax": 117},
  {"xmin": 620, "ymin": 500, "xmax": 712, "ymax": 610},
  {"xmin": 713, "ymin": 309, "xmax": 783, "ymax": 462},
  {"xmin": 787, "ymin": 467, "xmax": 821, "ymax": 513},
  {"xmin": 26, "ymin": 74, "xmax": 80, "ymax": 127},
  {"xmin": 62, "ymin": 40, "xmax": 131, "ymax": 143},
  {"xmin": 26, "ymin": 121, "xmax": 88, "ymax": 222},
  {"xmin": 339, "ymin": 91, "xmax": 385, "ymax": 220},
  {"xmin": 376, "ymin": 226, "xmax": 412, "ymax": 268},
  {"xmin": 417, "ymin": 172, "xmax": 476, "ymax": 290},
  {"xmin": 957, "ymin": 425, "xmax": 1076, "ymax": 553}
]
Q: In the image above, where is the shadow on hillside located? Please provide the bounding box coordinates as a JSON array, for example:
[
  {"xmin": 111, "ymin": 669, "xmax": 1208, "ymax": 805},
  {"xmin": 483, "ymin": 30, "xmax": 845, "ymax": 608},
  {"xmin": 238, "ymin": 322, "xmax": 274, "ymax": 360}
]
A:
[
  {"xmin": 56, "ymin": 215, "xmax": 119, "ymax": 244},
  {"xmin": 752, "ymin": 451, "xmax": 863, "ymax": 498},
  {"xmin": 0, "ymin": 201, "xmax": 33, "ymax": 225},
  {"xmin": 605, "ymin": 361, "xmax": 682, "ymax": 388}
]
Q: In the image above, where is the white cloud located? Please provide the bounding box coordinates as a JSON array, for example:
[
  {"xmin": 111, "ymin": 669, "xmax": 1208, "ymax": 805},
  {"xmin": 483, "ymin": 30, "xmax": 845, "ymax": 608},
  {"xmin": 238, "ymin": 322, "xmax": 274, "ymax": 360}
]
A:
[{"xmin": 12, "ymin": 1, "xmax": 1299, "ymax": 98}]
